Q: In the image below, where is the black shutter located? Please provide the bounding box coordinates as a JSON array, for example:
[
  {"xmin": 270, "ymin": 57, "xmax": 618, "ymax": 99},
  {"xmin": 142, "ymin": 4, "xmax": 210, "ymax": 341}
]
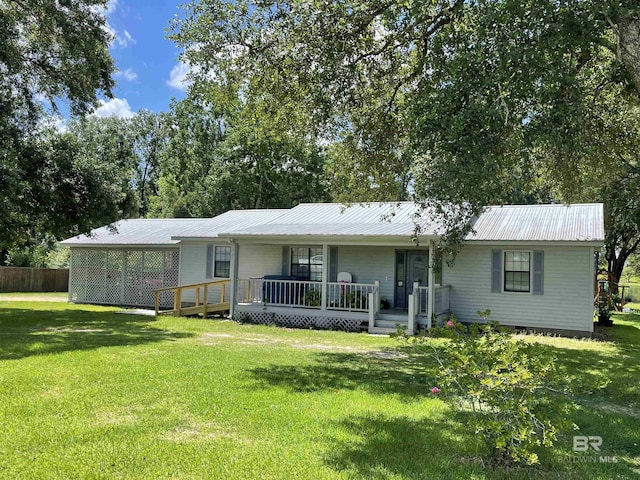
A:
[
  {"xmin": 281, "ymin": 246, "xmax": 290, "ymax": 276},
  {"xmin": 491, "ymin": 250, "xmax": 502, "ymax": 293},
  {"xmin": 206, "ymin": 244, "xmax": 213, "ymax": 279},
  {"xmin": 533, "ymin": 250, "xmax": 544, "ymax": 295}
]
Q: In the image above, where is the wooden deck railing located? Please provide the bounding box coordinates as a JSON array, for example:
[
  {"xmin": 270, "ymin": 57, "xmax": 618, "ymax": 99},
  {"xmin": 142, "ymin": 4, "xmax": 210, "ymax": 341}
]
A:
[{"xmin": 154, "ymin": 279, "xmax": 231, "ymax": 317}]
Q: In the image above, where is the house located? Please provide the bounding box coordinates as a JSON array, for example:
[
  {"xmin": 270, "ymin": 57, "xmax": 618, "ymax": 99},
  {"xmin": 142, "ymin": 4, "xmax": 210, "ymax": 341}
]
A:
[{"xmin": 61, "ymin": 202, "xmax": 604, "ymax": 335}]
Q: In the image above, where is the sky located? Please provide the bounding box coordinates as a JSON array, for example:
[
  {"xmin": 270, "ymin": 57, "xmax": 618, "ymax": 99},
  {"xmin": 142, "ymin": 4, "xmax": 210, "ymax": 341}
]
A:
[{"xmin": 91, "ymin": 0, "xmax": 190, "ymax": 119}]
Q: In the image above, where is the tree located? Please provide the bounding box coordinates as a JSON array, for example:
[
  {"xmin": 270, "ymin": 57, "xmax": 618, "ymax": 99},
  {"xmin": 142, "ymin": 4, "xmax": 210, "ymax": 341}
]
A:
[
  {"xmin": 171, "ymin": 0, "xmax": 640, "ymax": 265},
  {"xmin": 131, "ymin": 110, "xmax": 167, "ymax": 217},
  {"xmin": 0, "ymin": 0, "xmax": 115, "ymax": 251},
  {"xmin": 150, "ymin": 96, "xmax": 329, "ymax": 218},
  {"xmin": 172, "ymin": 0, "xmax": 640, "ymax": 214}
]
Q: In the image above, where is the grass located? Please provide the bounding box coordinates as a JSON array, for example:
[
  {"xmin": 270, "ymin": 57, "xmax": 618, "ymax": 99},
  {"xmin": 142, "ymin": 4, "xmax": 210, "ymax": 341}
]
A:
[{"xmin": 0, "ymin": 301, "xmax": 638, "ymax": 479}]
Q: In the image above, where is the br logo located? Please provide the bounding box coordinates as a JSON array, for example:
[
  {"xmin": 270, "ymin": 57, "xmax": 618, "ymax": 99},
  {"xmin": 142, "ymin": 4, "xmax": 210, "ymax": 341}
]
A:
[{"xmin": 573, "ymin": 436, "xmax": 602, "ymax": 452}]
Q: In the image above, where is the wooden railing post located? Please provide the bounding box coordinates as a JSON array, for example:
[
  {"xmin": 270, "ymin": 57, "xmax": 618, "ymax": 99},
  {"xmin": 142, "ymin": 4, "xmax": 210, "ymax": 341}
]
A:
[
  {"xmin": 195, "ymin": 287, "xmax": 200, "ymax": 307},
  {"xmin": 203, "ymin": 285, "xmax": 208, "ymax": 317},
  {"xmin": 221, "ymin": 282, "xmax": 226, "ymax": 305},
  {"xmin": 176, "ymin": 289, "xmax": 182, "ymax": 317},
  {"xmin": 155, "ymin": 291, "xmax": 160, "ymax": 315}
]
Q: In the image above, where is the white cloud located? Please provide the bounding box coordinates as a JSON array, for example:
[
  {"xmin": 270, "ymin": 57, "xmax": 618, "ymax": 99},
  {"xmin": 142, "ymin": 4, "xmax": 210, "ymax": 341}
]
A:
[
  {"xmin": 93, "ymin": 97, "xmax": 134, "ymax": 119},
  {"xmin": 94, "ymin": 0, "xmax": 135, "ymax": 49},
  {"xmin": 167, "ymin": 61, "xmax": 192, "ymax": 91},
  {"xmin": 105, "ymin": 0, "xmax": 118, "ymax": 15},
  {"xmin": 114, "ymin": 67, "xmax": 138, "ymax": 81},
  {"xmin": 116, "ymin": 29, "xmax": 135, "ymax": 48}
]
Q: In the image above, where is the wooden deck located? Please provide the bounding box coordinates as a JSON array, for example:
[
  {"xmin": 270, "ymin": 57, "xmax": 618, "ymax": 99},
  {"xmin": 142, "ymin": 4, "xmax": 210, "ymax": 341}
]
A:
[{"xmin": 154, "ymin": 279, "xmax": 231, "ymax": 317}]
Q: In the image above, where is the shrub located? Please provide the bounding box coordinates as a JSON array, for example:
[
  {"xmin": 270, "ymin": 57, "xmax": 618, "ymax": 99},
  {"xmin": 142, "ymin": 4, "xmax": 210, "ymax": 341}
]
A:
[
  {"xmin": 303, "ymin": 289, "xmax": 321, "ymax": 307},
  {"xmin": 397, "ymin": 316, "xmax": 576, "ymax": 466}
]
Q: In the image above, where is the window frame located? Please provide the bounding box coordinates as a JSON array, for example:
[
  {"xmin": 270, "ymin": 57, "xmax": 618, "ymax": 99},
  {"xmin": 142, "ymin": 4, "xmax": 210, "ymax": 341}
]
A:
[
  {"xmin": 502, "ymin": 250, "xmax": 533, "ymax": 294},
  {"xmin": 290, "ymin": 246, "xmax": 323, "ymax": 282},
  {"xmin": 213, "ymin": 245, "xmax": 231, "ymax": 279}
]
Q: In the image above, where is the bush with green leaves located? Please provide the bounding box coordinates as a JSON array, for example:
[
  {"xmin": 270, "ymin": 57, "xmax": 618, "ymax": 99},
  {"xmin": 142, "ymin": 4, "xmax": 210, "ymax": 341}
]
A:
[{"xmin": 397, "ymin": 316, "xmax": 576, "ymax": 466}]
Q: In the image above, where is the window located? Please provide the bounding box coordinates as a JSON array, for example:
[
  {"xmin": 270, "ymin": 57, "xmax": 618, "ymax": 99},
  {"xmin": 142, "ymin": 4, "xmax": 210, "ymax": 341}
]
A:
[
  {"xmin": 291, "ymin": 247, "xmax": 322, "ymax": 281},
  {"xmin": 214, "ymin": 246, "xmax": 231, "ymax": 278},
  {"xmin": 504, "ymin": 251, "xmax": 530, "ymax": 292}
]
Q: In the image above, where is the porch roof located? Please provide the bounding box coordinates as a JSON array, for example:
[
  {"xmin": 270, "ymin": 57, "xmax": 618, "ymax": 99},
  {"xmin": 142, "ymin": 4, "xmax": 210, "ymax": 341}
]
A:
[{"xmin": 222, "ymin": 202, "xmax": 443, "ymax": 238}]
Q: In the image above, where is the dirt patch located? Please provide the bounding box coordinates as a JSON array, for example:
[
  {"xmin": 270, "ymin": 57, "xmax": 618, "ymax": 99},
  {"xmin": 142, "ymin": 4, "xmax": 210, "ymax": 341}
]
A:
[
  {"xmin": 199, "ymin": 331, "xmax": 375, "ymax": 353},
  {"xmin": 161, "ymin": 421, "xmax": 241, "ymax": 443},
  {"xmin": 595, "ymin": 402, "xmax": 640, "ymax": 420},
  {"xmin": 0, "ymin": 294, "xmax": 68, "ymax": 302},
  {"xmin": 94, "ymin": 409, "xmax": 139, "ymax": 427}
]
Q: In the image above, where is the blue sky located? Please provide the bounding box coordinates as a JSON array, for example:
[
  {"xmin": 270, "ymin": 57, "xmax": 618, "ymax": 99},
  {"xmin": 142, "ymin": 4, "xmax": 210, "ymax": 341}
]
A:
[{"xmin": 92, "ymin": 0, "xmax": 190, "ymax": 118}]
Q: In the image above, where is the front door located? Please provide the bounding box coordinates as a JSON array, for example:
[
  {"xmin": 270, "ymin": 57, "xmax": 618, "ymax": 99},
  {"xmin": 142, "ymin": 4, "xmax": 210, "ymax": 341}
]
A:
[{"xmin": 395, "ymin": 251, "xmax": 429, "ymax": 309}]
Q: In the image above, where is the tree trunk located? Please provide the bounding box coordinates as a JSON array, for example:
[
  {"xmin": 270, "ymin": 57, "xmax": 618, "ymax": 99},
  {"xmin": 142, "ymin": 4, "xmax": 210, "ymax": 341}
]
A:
[
  {"xmin": 608, "ymin": 254, "xmax": 626, "ymax": 293},
  {"xmin": 618, "ymin": 15, "xmax": 640, "ymax": 95}
]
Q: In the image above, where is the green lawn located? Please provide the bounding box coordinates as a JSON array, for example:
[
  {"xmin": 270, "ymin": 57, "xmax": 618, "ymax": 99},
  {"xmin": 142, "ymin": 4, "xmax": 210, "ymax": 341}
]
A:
[{"xmin": 0, "ymin": 301, "xmax": 638, "ymax": 479}]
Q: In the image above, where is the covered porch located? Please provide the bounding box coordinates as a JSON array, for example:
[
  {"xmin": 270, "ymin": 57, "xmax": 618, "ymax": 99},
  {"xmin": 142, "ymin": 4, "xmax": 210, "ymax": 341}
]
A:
[{"xmin": 229, "ymin": 241, "xmax": 451, "ymax": 334}]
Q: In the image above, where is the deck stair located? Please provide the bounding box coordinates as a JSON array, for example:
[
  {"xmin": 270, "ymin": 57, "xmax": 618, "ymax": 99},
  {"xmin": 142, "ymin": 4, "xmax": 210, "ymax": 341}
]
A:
[{"xmin": 369, "ymin": 311, "xmax": 409, "ymax": 335}]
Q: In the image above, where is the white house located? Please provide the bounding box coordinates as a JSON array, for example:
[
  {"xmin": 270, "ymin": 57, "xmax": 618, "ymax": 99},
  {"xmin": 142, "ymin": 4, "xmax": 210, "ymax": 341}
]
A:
[{"xmin": 61, "ymin": 202, "xmax": 604, "ymax": 335}]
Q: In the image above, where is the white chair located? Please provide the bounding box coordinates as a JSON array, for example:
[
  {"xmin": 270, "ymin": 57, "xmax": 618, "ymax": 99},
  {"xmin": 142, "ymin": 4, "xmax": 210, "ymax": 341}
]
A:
[{"xmin": 337, "ymin": 272, "xmax": 352, "ymax": 283}]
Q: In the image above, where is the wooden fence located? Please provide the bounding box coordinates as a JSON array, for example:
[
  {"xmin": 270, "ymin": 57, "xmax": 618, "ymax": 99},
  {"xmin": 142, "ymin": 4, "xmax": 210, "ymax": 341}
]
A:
[{"xmin": 0, "ymin": 267, "xmax": 69, "ymax": 293}]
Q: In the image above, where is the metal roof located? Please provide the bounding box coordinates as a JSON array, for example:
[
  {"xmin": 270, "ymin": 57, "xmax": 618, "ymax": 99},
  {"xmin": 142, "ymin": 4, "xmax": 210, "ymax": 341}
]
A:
[
  {"xmin": 172, "ymin": 209, "xmax": 289, "ymax": 239},
  {"xmin": 60, "ymin": 218, "xmax": 206, "ymax": 246},
  {"xmin": 466, "ymin": 203, "xmax": 604, "ymax": 242},
  {"xmin": 61, "ymin": 202, "xmax": 605, "ymax": 246},
  {"xmin": 225, "ymin": 202, "xmax": 443, "ymax": 237}
]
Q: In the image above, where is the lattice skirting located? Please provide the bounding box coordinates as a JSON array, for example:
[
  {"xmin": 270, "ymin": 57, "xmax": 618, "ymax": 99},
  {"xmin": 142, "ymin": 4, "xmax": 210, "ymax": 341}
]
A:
[{"xmin": 234, "ymin": 311, "xmax": 366, "ymax": 332}]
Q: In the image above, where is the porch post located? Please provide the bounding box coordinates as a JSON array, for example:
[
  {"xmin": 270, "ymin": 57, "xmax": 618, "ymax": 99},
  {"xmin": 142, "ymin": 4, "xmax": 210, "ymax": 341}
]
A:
[
  {"xmin": 426, "ymin": 240, "xmax": 435, "ymax": 329},
  {"xmin": 321, "ymin": 244, "xmax": 329, "ymax": 310},
  {"xmin": 229, "ymin": 241, "xmax": 239, "ymax": 317}
]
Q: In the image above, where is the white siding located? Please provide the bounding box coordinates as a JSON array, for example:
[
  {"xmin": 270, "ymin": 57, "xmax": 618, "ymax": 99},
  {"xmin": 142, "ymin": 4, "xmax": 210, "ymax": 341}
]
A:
[
  {"xmin": 443, "ymin": 244, "xmax": 594, "ymax": 332},
  {"xmin": 179, "ymin": 242, "xmax": 231, "ymax": 302},
  {"xmin": 336, "ymin": 246, "xmax": 395, "ymax": 307},
  {"xmin": 237, "ymin": 243, "xmax": 284, "ymax": 279}
]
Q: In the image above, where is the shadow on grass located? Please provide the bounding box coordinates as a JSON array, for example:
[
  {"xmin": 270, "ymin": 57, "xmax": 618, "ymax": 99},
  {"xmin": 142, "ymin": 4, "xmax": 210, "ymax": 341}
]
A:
[
  {"xmin": 326, "ymin": 411, "xmax": 640, "ymax": 480},
  {"xmin": 324, "ymin": 412, "xmax": 486, "ymax": 479},
  {"xmin": 249, "ymin": 349, "xmax": 437, "ymax": 401},
  {"xmin": 0, "ymin": 306, "xmax": 193, "ymax": 360},
  {"xmin": 538, "ymin": 312, "xmax": 640, "ymax": 406}
]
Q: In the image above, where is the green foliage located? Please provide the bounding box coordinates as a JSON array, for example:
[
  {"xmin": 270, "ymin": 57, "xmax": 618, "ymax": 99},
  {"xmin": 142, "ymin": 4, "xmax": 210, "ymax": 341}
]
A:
[
  {"xmin": 340, "ymin": 291, "xmax": 368, "ymax": 310},
  {"xmin": 399, "ymin": 318, "xmax": 576, "ymax": 466},
  {"xmin": 170, "ymin": 0, "xmax": 640, "ymax": 252},
  {"xmin": 149, "ymin": 96, "xmax": 329, "ymax": 218},
  {"xmin": 0, "ymin": 0, "xmax": 114, "ymax": 250},
  {"xmin": 303, "ymin": 289, "xmax": 321, "ymax": 307}
]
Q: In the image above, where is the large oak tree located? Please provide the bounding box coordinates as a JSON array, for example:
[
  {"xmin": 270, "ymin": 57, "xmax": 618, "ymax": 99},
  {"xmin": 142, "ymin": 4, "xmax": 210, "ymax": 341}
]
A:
[{"xmin": 171, "ymin": 0, "xmax": 640, "ymax": 279}]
